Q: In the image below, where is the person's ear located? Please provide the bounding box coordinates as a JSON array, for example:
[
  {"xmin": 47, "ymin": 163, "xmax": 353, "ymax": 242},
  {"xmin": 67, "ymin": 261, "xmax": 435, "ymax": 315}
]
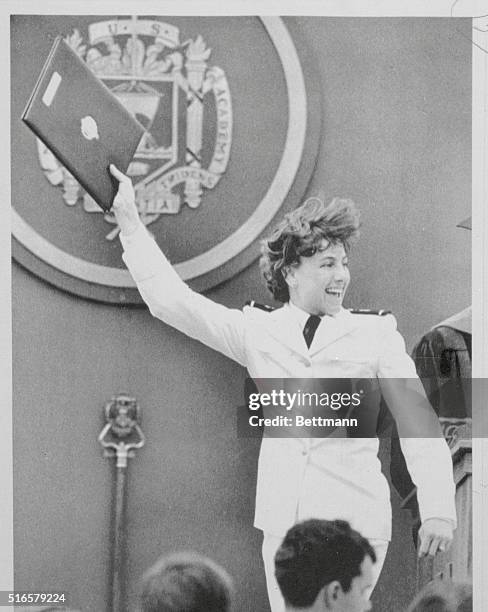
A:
[
  {"xmin": 283, "ymin": 264, "xmax": 297, "ymax": 288},
  {"xmin": 323, "ymin": 581, "xmax": 342, "ymax": 609}
]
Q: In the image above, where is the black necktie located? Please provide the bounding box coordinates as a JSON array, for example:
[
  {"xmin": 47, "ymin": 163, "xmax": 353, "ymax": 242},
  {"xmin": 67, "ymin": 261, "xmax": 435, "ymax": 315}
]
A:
[{"xmin": 303, "ymin": 315, "xmax": 321, "ymax": 348}]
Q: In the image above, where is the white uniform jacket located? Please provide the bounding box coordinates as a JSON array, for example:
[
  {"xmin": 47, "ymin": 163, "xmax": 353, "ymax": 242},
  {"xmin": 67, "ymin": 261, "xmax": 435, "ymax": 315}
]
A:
[{"xmin": 121, "ymin": 223, "xmax": 457, "ymax": 541}]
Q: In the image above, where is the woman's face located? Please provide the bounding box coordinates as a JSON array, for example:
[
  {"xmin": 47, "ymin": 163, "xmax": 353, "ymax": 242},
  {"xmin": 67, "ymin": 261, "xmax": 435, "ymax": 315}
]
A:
[{"xmin": 286, "ymin": 239, "xmax": 350, "ymax": 316}]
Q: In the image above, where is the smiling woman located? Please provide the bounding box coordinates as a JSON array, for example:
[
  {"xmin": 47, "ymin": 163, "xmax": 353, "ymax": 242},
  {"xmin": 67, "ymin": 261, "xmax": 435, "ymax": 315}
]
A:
[{"xmin": 109, "ymin": 163, "xmax": 457, "ymax": 612}]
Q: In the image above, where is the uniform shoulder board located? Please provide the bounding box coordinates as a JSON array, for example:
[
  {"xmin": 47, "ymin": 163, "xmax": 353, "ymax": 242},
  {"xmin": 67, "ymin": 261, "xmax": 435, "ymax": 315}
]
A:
[
  {"xmin": 245, "ymin": 300, "xmax": 275, "ymax": 312},
  {"xmin": 349, "ymin": 308, "xmax": 392, "ymax": 316}
]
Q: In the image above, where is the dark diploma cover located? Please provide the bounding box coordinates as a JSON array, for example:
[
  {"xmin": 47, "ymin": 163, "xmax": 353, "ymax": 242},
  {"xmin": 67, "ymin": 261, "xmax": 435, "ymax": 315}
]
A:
[{"xmin": 21, "ymin": 36, "xmax": 145, "ymax": 211}]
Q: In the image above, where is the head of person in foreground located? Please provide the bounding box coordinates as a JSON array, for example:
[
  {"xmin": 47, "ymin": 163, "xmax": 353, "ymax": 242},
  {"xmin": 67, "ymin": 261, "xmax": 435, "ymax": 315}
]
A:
[
  {"xmin": 139, "ymin": 551, "xmax": 234, "ymax": 612},
  {"xmin": 406, "ymin": 580, "xmax": 472, "ymax": 612},
  {"xmin": 275, "ymin": 519, "xmax": 376, "ymax": 612}
]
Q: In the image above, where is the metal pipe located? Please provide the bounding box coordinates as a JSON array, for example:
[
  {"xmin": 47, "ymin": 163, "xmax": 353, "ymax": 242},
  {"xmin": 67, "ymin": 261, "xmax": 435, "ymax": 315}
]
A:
[{"xmin": 99, "ymin": 395, "xmax": 145, "ymax": 612}]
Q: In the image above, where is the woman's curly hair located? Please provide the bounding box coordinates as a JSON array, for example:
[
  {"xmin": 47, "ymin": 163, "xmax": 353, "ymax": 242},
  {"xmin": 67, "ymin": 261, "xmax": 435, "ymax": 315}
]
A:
[{"xmin": 259, "ymin": 197, "xmax": 360, "ymax": 303}]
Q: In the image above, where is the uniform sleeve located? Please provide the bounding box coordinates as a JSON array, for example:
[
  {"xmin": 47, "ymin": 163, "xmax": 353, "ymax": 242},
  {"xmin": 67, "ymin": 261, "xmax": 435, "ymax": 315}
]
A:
[
  {"xmin": 120, "ymin": 222, "xmax": 248, "ymax": 367},
  {"xmin": 377, "ymin": 315, "xmax": 457, "ymax": 526}
]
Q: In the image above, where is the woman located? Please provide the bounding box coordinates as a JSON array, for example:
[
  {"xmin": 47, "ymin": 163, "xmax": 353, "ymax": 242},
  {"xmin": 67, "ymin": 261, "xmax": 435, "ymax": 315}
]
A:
[{"xmin": 109, "ymin": 165, "xmax": 456, "ymax": 612}]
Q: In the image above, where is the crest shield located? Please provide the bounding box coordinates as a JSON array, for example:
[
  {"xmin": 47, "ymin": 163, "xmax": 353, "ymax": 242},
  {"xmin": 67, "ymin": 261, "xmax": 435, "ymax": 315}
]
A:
[{"xmin": 37, "ymin": 17, "xmax": 232, "ymax": 239}]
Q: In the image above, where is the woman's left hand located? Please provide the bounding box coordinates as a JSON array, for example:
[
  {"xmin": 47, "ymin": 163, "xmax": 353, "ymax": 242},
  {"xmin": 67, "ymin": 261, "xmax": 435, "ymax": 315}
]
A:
[{"xmin": 418, "ymin": 518, "xmax": 454, "ymax": 557}]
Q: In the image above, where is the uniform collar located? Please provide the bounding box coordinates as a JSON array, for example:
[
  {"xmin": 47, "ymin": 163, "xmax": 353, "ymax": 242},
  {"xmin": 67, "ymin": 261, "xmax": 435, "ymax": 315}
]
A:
[
  {"xmin": 287, "ymin": 301, "xmax": 317, "ymax": 328},
  {"xmin": 268, "ymin": 304, "xmax": 357, "ymax": 357},
  {"xmin": 287, "ymin": 300, "xmax": 340, "ymax": 326}
]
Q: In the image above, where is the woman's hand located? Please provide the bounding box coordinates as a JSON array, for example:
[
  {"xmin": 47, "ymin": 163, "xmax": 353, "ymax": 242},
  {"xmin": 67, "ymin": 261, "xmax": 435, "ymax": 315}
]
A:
[
  {"xmin": 418, "ymin": 518, "xmax": 454, "ymax": 557},
  {"xmin": 109, "ymin": 164, "xmax": 140, "ymax": 236}
]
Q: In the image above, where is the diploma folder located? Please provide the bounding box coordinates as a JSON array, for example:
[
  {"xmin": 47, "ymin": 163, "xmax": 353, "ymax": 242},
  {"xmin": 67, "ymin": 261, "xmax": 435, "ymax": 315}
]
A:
[{"xmin": 21, "ymin": 36, "xmax": 145, "ymax": 211}]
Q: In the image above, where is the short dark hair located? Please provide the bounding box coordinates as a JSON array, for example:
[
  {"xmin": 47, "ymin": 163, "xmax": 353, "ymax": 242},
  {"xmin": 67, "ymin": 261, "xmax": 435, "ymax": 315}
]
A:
[
  {"xmin": 406, "ymin": 581, "xmax": 473, "ymax": 612},
  {"xmin": 140, "ymin": 552, "xmax": 234, "ymax": 612},
  {"xmin": 260, "ymin": 197, "xmax": 360, "ymax": 303},
  {"xmin": 274, "ymin": 519, "xmax": 376, "ymax": 608}
]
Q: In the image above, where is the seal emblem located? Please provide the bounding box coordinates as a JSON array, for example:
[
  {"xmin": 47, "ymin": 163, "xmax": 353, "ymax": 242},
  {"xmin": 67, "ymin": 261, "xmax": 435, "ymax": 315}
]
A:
[{"xmin": 36, "ymin": 16, "xmax": 233, "ymax": 240}]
